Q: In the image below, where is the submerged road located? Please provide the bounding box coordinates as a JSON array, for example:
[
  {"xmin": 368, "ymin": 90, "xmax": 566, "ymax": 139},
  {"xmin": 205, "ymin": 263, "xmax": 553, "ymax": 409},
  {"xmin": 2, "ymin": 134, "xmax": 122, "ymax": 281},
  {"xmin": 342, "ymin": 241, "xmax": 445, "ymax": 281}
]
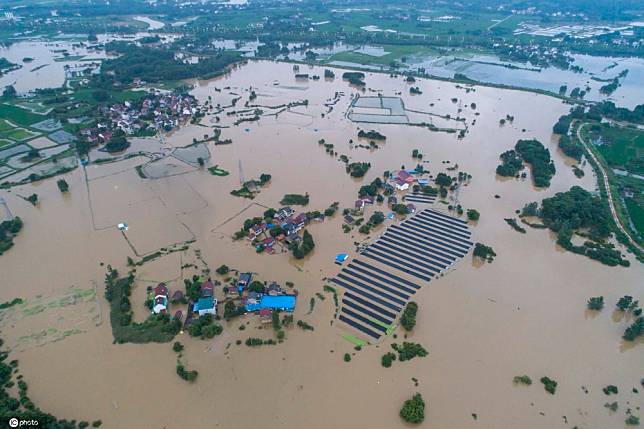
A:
[{"xmin": 575, "ymin": 122, "xmax": 643, "ymax": 253}]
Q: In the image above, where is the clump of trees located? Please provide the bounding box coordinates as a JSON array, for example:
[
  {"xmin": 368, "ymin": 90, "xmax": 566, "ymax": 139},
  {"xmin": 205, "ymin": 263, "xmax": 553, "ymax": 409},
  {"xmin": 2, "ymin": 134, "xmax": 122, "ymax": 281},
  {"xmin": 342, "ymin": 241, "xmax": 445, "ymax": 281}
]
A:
[
  {"xmin": 99, "ymin": 42, "xmax": 240, "ymax": 84},
  {"xmin": 358, "ymin": 177, "xmax": 383, "ymax": 198},
  {"xmin": 392, "ymin": 342, "xmax": 428, "ymax": 362},
  {"xmin": 473, "ymin": 243, "xmax": 496, "ymax": 263},
  {"xmin": 504, "ymin": 218, "xmax": 526, "ymax": 233},
  {"xmin": 104, "ymin": 267, "xmax": 180, "ymax": 343},
  {"xmin": 496, "ymin": 150, "xmax": 524, "ymax": 177},
  {"xmin": 358, "ymin": 130, "xmax": 386, "ymax": 140},
  {"xmin": 400, "ymin": 302, "xmax": 418, "ymax": 331},
  {"xmin": 290, "ymin": 230, "xmax": 315, "ymax": 259},
  {"xmin": 540, "ymin": 376, "xmax": 558, "ymax": 394},
  {"xmin": 0, "ymin": 217, "xmax": 23, "ymax": 255},
  {"xmin": 400, "ymin": 393, "xmax": 425, "ymax": 424},
  {"xmin": 188, "ymin": 314, "xmax": 223, "ymax": 339},
  {"xmin": 538, "ymin": 186, "xmax": 629, "ymax": 267},
  {"xmin": 466, "ymin": 209, "xmax": 480, "ymax": 221},
  {"xmin": 381, "ymin": 352, "xmax": 397, "ymax": 368},
  {"xmin": 296, "ymin": 320, "xmax": 314, "ymax": 331},
  {"xmin": 513, "ymin": 375, "xmax": 533, "ymax": 385},
  {"xmin": 342, "ymin": 71, "xmax": 365, "ymax": 87},
  {"xmin": 587, "ymin": 296, "xmax": 604, "ymax": 310},
  {"xmin": 557, "ymin": 134, "xmax": 583, "ymax": 161},
  {"xmin": 176, "ymin": 362, "xmax": 198, "ymax": 382},
  {"xmin": 105, "ymin": 130, "xmax": 131, "ymax": 153},
  {"xmin": 603, "ymin": 385, "xmax": 618, "ymax": 395},
  {"xmin": 346, "ymin": 162, "xmax": 371, "ymax": 178},
  {"xmin": 515, "ymin": 139, "xmax": 556, "ymax": 187},
  {"xmin": 280, "ymin": 193, "xmax": 309, "ymax": 205},
  {"xmin": 324, "ymin": 202, "xmax": 339, "ymax": 217},
  {"xmin": 358, "ymin": 211, "xmax": 386, "ymax": 235},
  {"xmin": 56, "ymin": 179, "xmax": 69, "ymax": 193}
]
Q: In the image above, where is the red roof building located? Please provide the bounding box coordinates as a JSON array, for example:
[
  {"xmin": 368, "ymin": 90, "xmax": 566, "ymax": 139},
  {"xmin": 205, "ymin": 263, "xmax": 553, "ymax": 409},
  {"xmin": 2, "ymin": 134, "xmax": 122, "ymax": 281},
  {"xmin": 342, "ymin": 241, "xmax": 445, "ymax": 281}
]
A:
[{"xmin": 154, "ymin": 283, "xmax": 168, "ymax": 297}]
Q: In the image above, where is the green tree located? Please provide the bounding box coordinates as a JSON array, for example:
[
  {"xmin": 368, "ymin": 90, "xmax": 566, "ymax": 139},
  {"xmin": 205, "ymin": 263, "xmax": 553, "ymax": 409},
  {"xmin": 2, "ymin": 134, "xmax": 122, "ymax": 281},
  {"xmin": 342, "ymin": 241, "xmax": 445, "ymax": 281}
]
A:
[
  {"xmin": 56, "ymin": 179, "xmax": 70, "ymax": 193},
  {"xmin": 400, "ymin": 302, "xmax": 418, "ymax": 331},
  {"xmin": 587, "ymin": 296, "xmax": 604, "ymax": 310},
  {"xmin": 369, "ymin": 211, "xmax": 385, "ymax": 226},
  {"xmin": 466, "ymin": 209, "xmax": 480, "ymax": 221},
  {"xmin": 381, "ymin": 352, "xmax": 396, "ymax": 368},
  {"xmin": 2, "ymin": 85, "xmax": 16, "ymax": 98},
  {"xmin": 400, "ymin": 393, "xmax": 425, "ymax": 424},
  {"xmin": 248, "ymin": 281, "xmax": 265, "ymax": 293},
  {"xmin": 617, "ymin": 295, "xmax": 633, "ymax": 311}
]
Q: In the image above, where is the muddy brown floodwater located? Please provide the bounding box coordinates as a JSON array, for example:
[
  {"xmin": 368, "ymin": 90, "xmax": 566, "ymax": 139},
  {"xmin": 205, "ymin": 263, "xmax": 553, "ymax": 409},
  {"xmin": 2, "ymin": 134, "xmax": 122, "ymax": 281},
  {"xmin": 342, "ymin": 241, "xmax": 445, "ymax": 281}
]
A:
[{"xmin": 0, "ymin": 60, "xmax": 641, "ymax": 429}]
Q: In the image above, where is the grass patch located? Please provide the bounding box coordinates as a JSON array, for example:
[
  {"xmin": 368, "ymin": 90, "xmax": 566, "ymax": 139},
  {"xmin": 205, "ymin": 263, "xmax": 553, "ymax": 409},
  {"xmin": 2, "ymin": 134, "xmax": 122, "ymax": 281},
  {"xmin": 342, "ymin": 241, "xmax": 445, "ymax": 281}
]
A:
[
  {"xmin": 0, "ymin": 103, "xmax": 45, "ymax": 126},
  {"xmin": 280, "ymin": 193, "xmax": 309, "ymax": 205},
  {"xmin": 341, "ymin": 332, "xmax": 367, "ymax": 347},
  {"xmin": 207, "ymin": 165, "xmax": 230, "ymax": 176},
  {"xmin": 624, "ymin": 197, "xmax": 644, "ymax": 237}
]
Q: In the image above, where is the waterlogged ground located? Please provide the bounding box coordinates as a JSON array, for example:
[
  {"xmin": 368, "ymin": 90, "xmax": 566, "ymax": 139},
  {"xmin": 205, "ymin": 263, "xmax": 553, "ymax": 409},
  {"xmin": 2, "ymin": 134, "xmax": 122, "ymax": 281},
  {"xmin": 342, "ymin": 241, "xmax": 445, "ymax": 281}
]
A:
[{"xmin": 0, "ymin": 60, "xmax": 641, "ymax": 429}]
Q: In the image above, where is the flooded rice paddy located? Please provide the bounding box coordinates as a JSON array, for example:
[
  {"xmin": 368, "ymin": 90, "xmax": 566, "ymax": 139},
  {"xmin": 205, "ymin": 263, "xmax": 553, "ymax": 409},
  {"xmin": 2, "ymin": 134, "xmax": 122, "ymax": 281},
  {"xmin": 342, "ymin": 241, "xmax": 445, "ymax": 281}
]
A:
[{"xmin": 0, "ymin": 60, "xmax": 641, "ymax": 428}]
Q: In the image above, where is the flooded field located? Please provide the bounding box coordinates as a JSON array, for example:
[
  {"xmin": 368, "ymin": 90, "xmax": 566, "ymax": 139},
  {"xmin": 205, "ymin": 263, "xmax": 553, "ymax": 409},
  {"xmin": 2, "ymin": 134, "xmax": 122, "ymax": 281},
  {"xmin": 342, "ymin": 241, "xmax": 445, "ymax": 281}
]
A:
[{"xmin": 0, "ymin": 60, "xmax": 641, "ymax": 428}]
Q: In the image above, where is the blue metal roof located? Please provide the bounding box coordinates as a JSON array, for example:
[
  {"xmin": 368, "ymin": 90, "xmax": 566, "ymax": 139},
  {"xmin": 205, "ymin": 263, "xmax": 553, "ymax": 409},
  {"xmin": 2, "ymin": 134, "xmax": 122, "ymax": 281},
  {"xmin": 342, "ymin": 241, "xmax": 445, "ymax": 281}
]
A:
[{"xmin": 244, "ymin": 295, "xmax": 296, "ymax": 312}]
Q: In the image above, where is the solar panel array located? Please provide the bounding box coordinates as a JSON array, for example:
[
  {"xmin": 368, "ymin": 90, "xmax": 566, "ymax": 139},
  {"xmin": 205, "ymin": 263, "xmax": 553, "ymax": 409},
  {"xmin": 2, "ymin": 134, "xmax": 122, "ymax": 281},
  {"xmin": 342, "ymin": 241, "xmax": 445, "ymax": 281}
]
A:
[
  {"xmin": 332, "ymin": 208, "xmax": 473, "ymax": 341},
  {"xmin": 402, "ymin": 192, "xmax": 437, "ymax": 205}
]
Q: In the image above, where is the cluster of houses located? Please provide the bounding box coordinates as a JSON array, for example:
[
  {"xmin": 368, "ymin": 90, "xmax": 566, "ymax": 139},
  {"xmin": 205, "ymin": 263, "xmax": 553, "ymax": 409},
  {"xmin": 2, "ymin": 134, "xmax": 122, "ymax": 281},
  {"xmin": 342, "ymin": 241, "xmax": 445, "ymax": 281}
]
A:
[
  {"xmin": 348, "ymin": 170, "xmax": 421, "ymax": 223},
  {"xmin": 148, "ymin": 272, "xmax": 297, "ymax": 328},
  {"xmin": 80, "ymin": 91, "xmax": 199, "ymax": 144},
  {"xmin": 236, "ymin": 273, "xmax": 296, "ymax": 323},
  {"xmin": 247, "ymin": 206, "xmax": 310, "ymax": 254},
  {"xmin": 148, "ymin": 280, "xmax": 216, "ymax": 324}
]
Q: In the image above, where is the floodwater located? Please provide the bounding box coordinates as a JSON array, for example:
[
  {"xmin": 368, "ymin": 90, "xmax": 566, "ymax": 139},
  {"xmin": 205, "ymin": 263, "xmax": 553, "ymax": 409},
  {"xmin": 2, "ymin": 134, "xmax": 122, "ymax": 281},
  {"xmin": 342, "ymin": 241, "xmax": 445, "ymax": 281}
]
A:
[
  {"xmin": 132, "ymin": 16, "xmax": 166, "ymax": 30},
  {"xmin": 409, "ymin": 53, "xmax": 644, "ymax": 109},
  {"xmin": 0, "ymin": 60, "xmax": 642, "ymax": 429},
  {"xmin": 0, "ymin": 31, "xmax": 180, "ymax": 94},
  {"xmin": 0, "ymin": 40, "xmax": 110, "ymax": 94}
]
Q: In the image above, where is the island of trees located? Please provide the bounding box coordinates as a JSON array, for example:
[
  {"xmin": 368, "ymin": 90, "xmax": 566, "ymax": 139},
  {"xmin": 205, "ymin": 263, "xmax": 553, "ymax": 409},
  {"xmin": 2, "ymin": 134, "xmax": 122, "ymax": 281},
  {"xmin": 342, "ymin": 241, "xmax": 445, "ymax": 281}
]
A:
[
  {"xmin": 0, "ymin": 217, "xmax": 23, "ymax": 256},
  {"xmin": 525, "ymin": 186, "xmax": 629, "ymax": 266},
  {"xmin": 496, "ymin": 139, "xmax": 556, "ymax": 187}
]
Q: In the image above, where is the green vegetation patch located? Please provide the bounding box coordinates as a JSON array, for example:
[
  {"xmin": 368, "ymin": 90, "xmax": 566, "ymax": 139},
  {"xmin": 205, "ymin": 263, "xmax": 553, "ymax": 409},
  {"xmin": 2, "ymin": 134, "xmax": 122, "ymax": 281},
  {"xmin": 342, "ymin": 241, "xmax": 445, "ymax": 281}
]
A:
[
  {"xmin": 0, "ymin": 103, "xmax": 45, "ymax": 127},
  {"xmin": 207, "ymin": 165, "xmax": 230, "ymax": 176},
  {"xmin": 537, "ymin": 186, "xmax": 629, "ymax": 267},
  {"xmin": 0, "ymin": 217, "xmax": 23, "ymax": 256},
  {"xmin": 280, "ymin": 193, "xmax": 309, "ymax": 205},
  {"xmin": 400, "ymin": 393, "xmax": 425, "ymax": 424},
  {"xmin": 104, "ymin": 267, "xmax": 180, "ymax": 344},
  {"xmin": 341, "ymin": 333, "xmax": 367, "ymax": 347},
  {"xmin": 515, "ymin": 139, "xmax": 556, "ymax": 188},
  {"xmin": 593, "ymin": 124, "xmax": 643, "ymax": 175}
]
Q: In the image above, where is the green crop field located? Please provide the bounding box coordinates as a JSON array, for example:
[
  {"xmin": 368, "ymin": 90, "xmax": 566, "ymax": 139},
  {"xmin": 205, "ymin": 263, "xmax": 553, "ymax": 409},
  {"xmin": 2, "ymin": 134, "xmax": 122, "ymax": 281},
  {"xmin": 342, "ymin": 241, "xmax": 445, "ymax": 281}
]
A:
[
  {"xmin": 625, "ymin": 197, "xmax": 644, "ymax": 237},
  {"xmin": 0, "ymin": 119, "xmax": 14, "ymax": 132},
  {"xmin": 596, "ymin": 125, "xmax": 644, "ymax": 174},
  {"xmin": 0, "ymin": 103, "xmax": 46, "ymax": 127},
  {"xmin": 3, "ymin": 128, "xmax": 39, "ymax": 141}
]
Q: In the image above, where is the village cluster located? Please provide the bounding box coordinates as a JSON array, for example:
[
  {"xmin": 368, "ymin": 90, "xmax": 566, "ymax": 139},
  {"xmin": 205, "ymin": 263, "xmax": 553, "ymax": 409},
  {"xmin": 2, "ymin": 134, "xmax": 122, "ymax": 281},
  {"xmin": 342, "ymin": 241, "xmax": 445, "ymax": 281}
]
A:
[
  {"xmin": 80, "ymin": 91, "xmax": 200, "ymax": 145},
  {"xmin": 247, "ymin": 206, "xmax": 314, "ymax": 254},
  {"xmin": 146, "ymin": 271, "xmax": 297, "ymax": 329}
]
